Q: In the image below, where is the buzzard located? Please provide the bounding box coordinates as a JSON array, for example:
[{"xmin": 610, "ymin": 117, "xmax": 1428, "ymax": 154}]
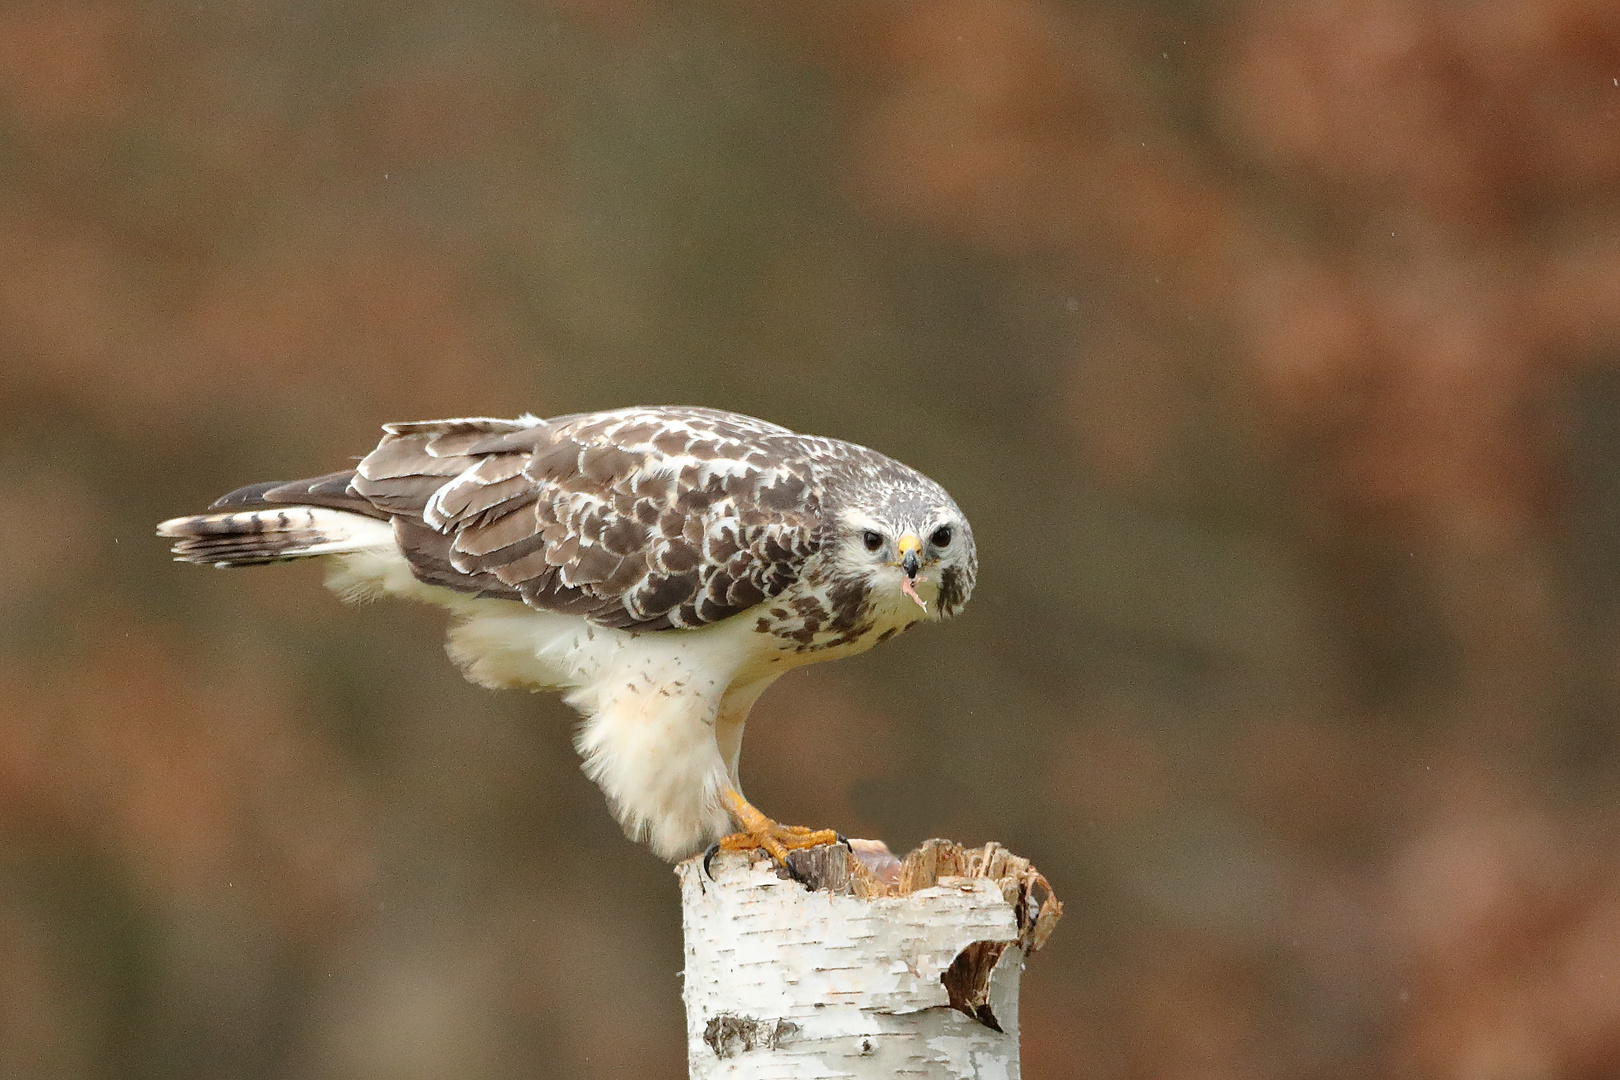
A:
[{"xmin": 158, "ymin": 407, "xmax": 977, "ymax": 864}]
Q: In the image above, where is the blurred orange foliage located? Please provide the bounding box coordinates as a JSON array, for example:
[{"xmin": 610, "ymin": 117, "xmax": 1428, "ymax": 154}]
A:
[{"xmin": 4, "ymin": 0, "xmax": 1620, "ymax": 1076}]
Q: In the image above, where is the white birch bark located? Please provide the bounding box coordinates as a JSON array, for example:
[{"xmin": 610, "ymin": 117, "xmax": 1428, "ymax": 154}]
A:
[{"xmin": 679, "ymin": 840, "xmax": 1061, "ymax": 1080}]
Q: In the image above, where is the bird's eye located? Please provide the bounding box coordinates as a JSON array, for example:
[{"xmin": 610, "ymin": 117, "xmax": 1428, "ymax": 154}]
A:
[
  {"xmin": 862, "ymin": 530, "xmax": 884, "ymax": 552},
  {"xmin": 930, "ymin": 525, "xmax": 953, "ymax": 548}
]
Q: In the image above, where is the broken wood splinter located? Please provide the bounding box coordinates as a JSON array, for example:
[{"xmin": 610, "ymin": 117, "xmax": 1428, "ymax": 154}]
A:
[{"xmin": 680, "ymin": 838, "xmax": 1062, "ymax": 1078}]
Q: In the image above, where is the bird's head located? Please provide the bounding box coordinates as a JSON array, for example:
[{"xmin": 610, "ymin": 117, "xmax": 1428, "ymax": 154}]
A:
[{"xmin": 831, "ymin": 491, "xmax": 976, "ymax": 622}]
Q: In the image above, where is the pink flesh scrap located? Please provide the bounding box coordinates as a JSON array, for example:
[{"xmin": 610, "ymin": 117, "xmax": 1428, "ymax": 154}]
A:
[{"xmin": 901, "ymin": 574, "xmax": 928, "ymax": 612}]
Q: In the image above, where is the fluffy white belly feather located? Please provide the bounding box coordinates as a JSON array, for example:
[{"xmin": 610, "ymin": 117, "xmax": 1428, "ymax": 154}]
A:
[{"xmin": 324, "ymin": 544, "xmax": 804, "ymax": 859}]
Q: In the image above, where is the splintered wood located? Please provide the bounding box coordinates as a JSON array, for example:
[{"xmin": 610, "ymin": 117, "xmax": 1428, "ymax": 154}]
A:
[{"xmin": 679, "ymin": 839, "xmax": 1062, "ymax": 1079}]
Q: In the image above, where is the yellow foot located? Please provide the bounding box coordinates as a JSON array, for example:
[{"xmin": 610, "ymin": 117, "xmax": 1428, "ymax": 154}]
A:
[
  {"xmin": 715, "ymin": 822, "xmax": 846, "ymax": 865},
  {"xmin": 706, "ymin": 785, "xmax": 847, "ymax": 877}
]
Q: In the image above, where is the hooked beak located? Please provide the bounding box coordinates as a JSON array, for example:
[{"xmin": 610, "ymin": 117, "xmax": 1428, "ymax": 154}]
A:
[
  {"xmin": 897, "ymin": 533, "xmax": 922, "ymax": 580},
  {"xmin": 895, "ymin": 533, "xmax": 927, "ymax": 612}
]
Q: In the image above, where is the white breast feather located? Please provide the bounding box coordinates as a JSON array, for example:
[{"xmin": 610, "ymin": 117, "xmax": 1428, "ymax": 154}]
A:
[{"xmin": 324, "ymin": 542, "xmax": 789, "ymax": 859}]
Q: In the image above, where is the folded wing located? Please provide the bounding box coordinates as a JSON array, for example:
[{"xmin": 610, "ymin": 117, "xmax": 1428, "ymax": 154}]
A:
[{"xmin": 338, "ymin": 408, "xmax": 824, "ymax": 630}]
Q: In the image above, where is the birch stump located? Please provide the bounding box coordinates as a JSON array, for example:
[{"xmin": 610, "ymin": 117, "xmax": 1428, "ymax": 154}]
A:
[{"xmin": 679, "ymin": 839, "xmax": 1062, "ymax": 1079}]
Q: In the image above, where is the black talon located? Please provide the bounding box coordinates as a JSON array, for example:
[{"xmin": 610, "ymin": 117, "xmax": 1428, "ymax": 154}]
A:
[
  {"xmin": 702, "ymin": 842, "xmax": 722, "ymax": 879},
  {"xmin": 835, "ymin": 832, "xmax": 851, "ymax": 848}
]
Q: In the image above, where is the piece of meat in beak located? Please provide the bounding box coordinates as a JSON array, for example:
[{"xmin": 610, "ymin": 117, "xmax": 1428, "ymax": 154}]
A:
[{"xmin": 897, "ymin": 533, "xmax": 927, "ymax": 611}]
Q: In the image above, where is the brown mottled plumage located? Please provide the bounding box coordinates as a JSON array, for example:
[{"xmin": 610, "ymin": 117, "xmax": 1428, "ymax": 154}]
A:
[{"xmin": 159, "ymin": 407, "xmax": 977, "ymax": 860}]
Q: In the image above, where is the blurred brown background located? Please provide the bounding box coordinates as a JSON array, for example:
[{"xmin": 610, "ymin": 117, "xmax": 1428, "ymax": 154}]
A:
[{"xmin": 3, "ymin": 1, "xmax": 1620, "ymax": 1077}]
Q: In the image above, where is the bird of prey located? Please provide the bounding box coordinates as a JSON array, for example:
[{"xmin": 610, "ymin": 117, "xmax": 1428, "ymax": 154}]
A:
[{"xmin": 157, "ymin": 407, "xmax": 976, "ymax": 864}]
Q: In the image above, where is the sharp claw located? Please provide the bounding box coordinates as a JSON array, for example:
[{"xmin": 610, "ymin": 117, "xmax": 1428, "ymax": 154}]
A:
[{"xmin": 705, "ymin": 826, "xmax": 845, "ymax": 885}]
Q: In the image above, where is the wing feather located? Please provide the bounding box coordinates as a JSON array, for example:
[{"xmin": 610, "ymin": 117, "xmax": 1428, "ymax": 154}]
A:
[
  {"xmin": 427, "ymin": 473, "xmax": 533, "ymax": 529},
  {"xmin": 346, "ymin": 408, "xmax": 824, "ymax": 630},
  {"xmin": 452, "ymin": 502, "xmax": 543, "ymax": 557}
]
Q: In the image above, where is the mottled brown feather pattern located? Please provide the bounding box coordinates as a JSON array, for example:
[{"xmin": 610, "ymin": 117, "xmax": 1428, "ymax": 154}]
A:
[
  {"xmin": 344, "ymin": 409, "xmax": 827, "ymax": 631},
  {"xmin": 191, "ymin": 407, "xmax": 975, "ymax": 641},
  {"xmin": 164, "ymin": 407, "xmax": 978, "ymax": 863}
]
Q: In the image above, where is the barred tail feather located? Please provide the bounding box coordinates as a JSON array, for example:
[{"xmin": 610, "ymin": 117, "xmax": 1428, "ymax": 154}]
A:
[{"xmin": 157, "ymin": 507, "xmax": 397, "ymax": 568}]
